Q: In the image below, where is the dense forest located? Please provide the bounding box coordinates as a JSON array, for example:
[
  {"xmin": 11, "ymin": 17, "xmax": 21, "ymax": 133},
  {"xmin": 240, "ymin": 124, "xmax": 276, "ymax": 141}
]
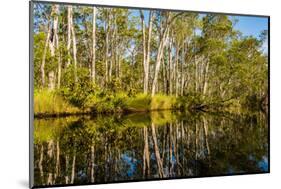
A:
[{"xmin": 33, "ymin": 3, "xmax": 268, "ymax": 116}]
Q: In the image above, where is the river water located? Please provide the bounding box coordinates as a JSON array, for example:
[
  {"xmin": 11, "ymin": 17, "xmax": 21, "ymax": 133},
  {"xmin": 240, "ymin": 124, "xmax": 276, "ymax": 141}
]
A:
[{"xmin": 33, "ymin": 110, "xmax": 268, "ymax": 187}]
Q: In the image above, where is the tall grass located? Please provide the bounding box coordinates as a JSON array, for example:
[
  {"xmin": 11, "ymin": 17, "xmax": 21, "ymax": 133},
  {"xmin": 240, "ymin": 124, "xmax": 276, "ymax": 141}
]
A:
[
  {"xmin": 34, "ymin": 89, "xmax": 80, "ymax": 116},
  {"xmin": 34, "ymin": 89, "xmax": 183, "ymax": 116},
  {"xmin": 150, "ymin": 94, "xmax": 177, "ymax": 110},
  {"xmin": 125, "ymin": 93, "xmax": 151, "ymax": 112}
]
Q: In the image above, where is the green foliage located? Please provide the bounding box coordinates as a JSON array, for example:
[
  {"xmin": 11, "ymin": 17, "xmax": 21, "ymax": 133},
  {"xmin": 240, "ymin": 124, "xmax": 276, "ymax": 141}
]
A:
[
  {"xmin": 60, "ymin": 67, "xmax": 97, "ymax": 109},
  {"xmin": 34, "ymin": 89, "xmax": 79, "ymax": 116},
  {"xmin": 151, "ymin": 94, "xmax": 177, "ymax": 110},
  {"xmin": 33, "ymin": 4, "xmax": 268, "ymax": 115}
]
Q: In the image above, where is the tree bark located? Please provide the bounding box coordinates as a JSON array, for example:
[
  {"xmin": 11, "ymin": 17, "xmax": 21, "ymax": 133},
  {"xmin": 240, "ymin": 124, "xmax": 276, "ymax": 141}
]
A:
[
  {"xmin": 41, "ymin": 22, "xmax": 51, "ymax": 88},
  {"xmin": 203, "ymin": 59, "xmax": 210, "ymax": 95},
  {"xmin": 104, "ymin": 10, "xmax": 110, "ymax": 84},
  {"xmin": 168, "ymin": 38, "xmax": 173, "ymax": 95},
  {"xmin": 66, "ymin": 6, "xmax": 71, "ymax": 67},
  {"xmin": 70, "ymin": 7, "xmax": 78, "ymax": 84},
  {"xmin": 91, "ymin": 7, "xmax": 96, "ymax": 83},
  {"xmin": 140, "ymin": 10, "xmax": 154, "ymax": 94},
  {"xmin": 180, "ymin": 42, "xmax": 185, "ymax": 96},
  {"xmin": 140, "ymin": 10, "xmax": 147, "ymax": 93},
  {"xmin": 175, "ymin": 44, "xmax": 179, "ymax": 97},
  {"xmin": 151, "ymin": 21, "xmax": 170, "ymax": 96}
]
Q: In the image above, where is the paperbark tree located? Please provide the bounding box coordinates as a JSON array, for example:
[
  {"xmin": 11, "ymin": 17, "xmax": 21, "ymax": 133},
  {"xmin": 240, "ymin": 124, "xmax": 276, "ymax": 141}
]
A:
[
  {"xmin": 91, "ymin": 7, "xmax": 96, "ymax": 83},
  {"xmin": 66, "ymin": 6, "xmax": 71, "ymax": 67},
  {"xmin": 40, "ymin": 21, "xmax": 51, "ymax": 88},
  {"xmin": 151, "ymin": 14, "xmax": 170, "ymax": 96},
  {"xmin": 140, "ymin": 10, "xmax": 154, "ymax": 94}
]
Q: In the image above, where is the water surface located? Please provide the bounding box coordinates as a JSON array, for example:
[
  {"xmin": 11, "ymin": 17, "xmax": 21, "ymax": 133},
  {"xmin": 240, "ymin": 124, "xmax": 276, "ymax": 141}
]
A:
[{"xmin": 33, "ymin": 111, "xmax": 268, "ymax": 187}]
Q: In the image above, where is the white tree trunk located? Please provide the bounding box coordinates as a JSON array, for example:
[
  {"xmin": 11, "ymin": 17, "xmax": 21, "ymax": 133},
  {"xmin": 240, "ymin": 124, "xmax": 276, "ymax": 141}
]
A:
[
  {"xmin": 67, "ymin": 6, "xmax": 72, "ymax": 67},
  {"xmin": 41, "ymin": 22, "xmax": 51, "ymax": 88},
  {"xmin": 151, "ymin": 26, "xmax": 169, "ymax": 96},
  {"xmin": 69, "ymin": 6, "xmax": 78, "ymax": 83},
  {"xmin": 91, "ymin": 7, "xmax": 96, "ymax": 83}
]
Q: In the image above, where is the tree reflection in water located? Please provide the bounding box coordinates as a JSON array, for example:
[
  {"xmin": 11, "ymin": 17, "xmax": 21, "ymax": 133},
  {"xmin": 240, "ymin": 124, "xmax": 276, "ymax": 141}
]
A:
[{"xmin": 33, "ymin": 111, "xmax": 268, "ymax": 187}]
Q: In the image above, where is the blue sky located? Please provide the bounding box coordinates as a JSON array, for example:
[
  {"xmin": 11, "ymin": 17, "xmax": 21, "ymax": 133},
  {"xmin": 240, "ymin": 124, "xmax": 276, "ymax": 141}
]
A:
[
  {"xmin": 131, "ymin": 9, "xmax": 268, "ymax": 38},
  {"xmin": 232, "ymin": 16, "xmax": 268, "ymax": 38}
]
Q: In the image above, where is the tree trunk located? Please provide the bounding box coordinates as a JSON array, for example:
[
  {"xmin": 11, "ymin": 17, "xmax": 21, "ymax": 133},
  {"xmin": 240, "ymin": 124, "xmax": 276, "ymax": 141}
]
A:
[
  {"xmin": 104, "ymin": 11, "xmax": 110, "ymax": 84},
  {"xmin": 48, "ymin": 71, "xmax": 55, "ymax": 90},
  {"xmin": 140, "ymin": 10, "xmax": 147, "ymax": 94},
  {"xmin": 140, "ymin": 10, "xmax": 154, "ymax": 94},
  {"xmin": 168, "ymin": 38, "xmax": 173, "ymax": 95},
  {"xmin": 57, "ymin": 51, "xmax": 61, "ymax": 88},
  {"xmin": 91, "ymin": 7, "xmax": 96, "ymax": 83},
  {"xmin": 70, "ymin": 7, "xmax": 78, "ymax": 84},
  {"xmin": 203, "ymin": 59, "xmax": 210, "ymax": 95},
  {"xmin": 41, "ymin": 22, "xmax": 51, "ymax": 88},
  {"xmin": 180, "ymin": 43, "xmax": 185, "ymax": 96},
  {"xmin": 175, "ymin": 44, "xmax": 179, "ymax": 97},
  {"xmin": 151, "ymin": 25, "xmax": 169, "ymax": 96},
  {"xmin": 67, "ymin": 6, "xmax": 71, "ymax": 67}
]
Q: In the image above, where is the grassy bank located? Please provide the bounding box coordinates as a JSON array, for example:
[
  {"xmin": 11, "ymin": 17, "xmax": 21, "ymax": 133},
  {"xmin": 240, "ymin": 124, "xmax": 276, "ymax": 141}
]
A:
[
  {"xmin": 34, "ymin": 90, "xmax": 182, "ymax": 117},
  {"xmin": 34, "ymin": 88, "xmax": 262, "ymax": 117},
  {"xmin": 34, "ymin": 90, "xmax": 80, "ymax": 117}
]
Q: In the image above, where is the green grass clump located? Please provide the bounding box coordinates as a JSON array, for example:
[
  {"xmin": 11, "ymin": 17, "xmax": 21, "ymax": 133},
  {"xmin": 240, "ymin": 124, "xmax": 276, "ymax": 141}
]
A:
[
  {"xmin": 125, "ymin": 93, "xmax": 151, "ymax": 112},
  {"xmin": 34, "ymin": 89, "xmax": 80, "ymax": 116},
  {"xmin": 151, "ymin": 94, "xmax": 177, "ymax": 110}
]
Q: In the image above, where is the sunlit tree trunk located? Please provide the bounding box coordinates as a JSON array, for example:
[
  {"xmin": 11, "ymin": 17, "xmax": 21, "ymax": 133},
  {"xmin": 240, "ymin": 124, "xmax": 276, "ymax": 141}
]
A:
[
  {"xmin": 70, "ymin": 6, "xmax": 78, "ymax": 84},
  {"xmin": 104, "ymin": 10, "xmax": 110, "ymax": 84},
  {"xmin": 175, "ymin": 45, "xmax": 179, "ymax": 97},
  {"xmin": 40, "ymin": 16, "xmax": 52, "ymax": 88},
  {"xmin": 52, "ymin": 5, "xmax": 61, "ymax": 89},
  {"xmin": 48, "ymin": 71, "xmax": 55, "ymax": 90},
  {"xmin": 146, "ymin": 11, "xmax": 154, "ymax": 93},
  {"xmin": 168, "ymin": 38, "xmax": 173, "ymax": 95},
  {"xmin": 140, "ymin": 10, "xmax": 147, "ymax": 93},
  {"xmin": 140, "ymin": 10, "xmax": 154, "ymax": 94},
  {"xmin": 57, "ymin": 52, "xmax": 61, "ymax": 88},
  {"xmin": 66, "ymin": 6, "xmax": 71, "ymax": 67},
  {"xmin": 91, "ymin": 7, "xmax": 96, "ymax": 83},
  {"xmin": 180, "ymin": 43, "xmax": 185, "ymax": 96},
  {"xmin": 151, "ymin": 20, "xmax": 170, "ymax": 96},
  {"xmin": 203, "ymin": 59, "xmax": 210, "ymax": 95}
]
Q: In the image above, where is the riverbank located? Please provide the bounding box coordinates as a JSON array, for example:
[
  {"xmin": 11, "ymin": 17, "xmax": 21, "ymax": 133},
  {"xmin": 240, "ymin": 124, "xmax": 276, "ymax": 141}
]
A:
[
  {"xmin": 34, "ymin": 90, "xmax": 182, "ymax": 117},
  {"xmin": 34, "ymin": 89, "xmax": 262, "ymax": 118}
]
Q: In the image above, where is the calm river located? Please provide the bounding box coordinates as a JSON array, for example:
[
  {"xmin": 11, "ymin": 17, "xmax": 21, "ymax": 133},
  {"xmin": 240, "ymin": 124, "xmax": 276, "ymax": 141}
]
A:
[{"xmin": 33, "ymin": 110, "xmax": 268, "ymax": 187}]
